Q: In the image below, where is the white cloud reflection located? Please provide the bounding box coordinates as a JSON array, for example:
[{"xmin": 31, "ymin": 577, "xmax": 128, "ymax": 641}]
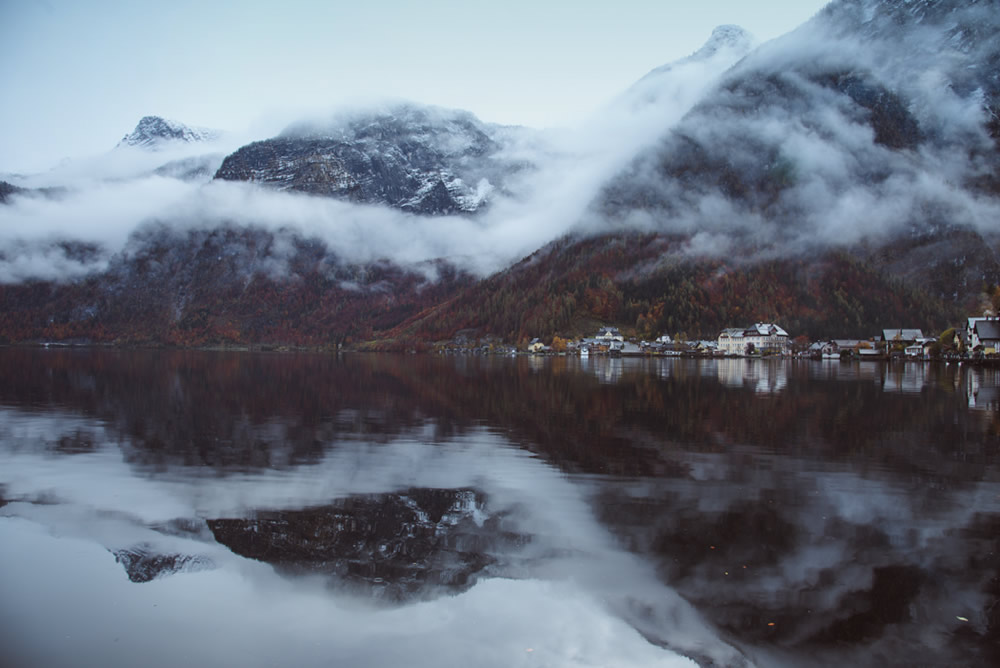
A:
[{"xmin": 0, "ymin": 408, "xmax": 736, "ymax": 668}]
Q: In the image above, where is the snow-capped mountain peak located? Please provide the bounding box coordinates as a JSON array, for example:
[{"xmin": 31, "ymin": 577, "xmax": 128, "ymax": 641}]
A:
[
  {"xmin": 636, "ymin": 24, "xmax": 755, "ymax": 85},
  {"xmin": 614, "ymin": 25, "xmax": 755, "ymax": 122},
  {"xmin": 117, "ymin": 116, "xmax": 220, "ymax": 150},
  {"xmin": 213, "ymin": 102, "xmax": 518, "ymax": 215},
  {"xmin": 688, "ymin": 24, "xmax": 755, "ymax": 62}
]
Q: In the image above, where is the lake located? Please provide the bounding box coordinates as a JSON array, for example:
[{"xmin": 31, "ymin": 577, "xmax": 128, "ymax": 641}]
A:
[{"xmin": 1, "ymin": 348, "xmax": 998, "ymax": 667}]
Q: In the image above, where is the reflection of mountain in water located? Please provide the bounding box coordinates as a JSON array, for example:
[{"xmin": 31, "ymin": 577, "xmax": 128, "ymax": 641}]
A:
[
  {"xmin": 3, "ymin": 350, "xmax": 995, "ymax": 479},
  {"xmin": 207, "ymin": 488, "xmax": 527, "ymax": 601},
  {"xmin": 596, "ymin": 450, "xmax": 1000, "ymax": 666}
]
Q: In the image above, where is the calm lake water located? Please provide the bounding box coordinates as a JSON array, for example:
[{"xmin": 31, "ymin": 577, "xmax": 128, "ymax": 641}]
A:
[{"xmin": 1, "ymin": 348, "xmax": 998, "ymax": 667}]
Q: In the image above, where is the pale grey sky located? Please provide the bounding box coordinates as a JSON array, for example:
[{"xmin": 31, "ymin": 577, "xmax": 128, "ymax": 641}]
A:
[{"xmin": 1, "ymin": 0, "xmax": 830, "ymax": 173}]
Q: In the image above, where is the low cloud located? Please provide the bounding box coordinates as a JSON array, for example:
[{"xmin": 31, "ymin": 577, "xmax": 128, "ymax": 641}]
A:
[{"xmin": 588, "ymin": 7, "xmax": 1000, "ymax": 261}]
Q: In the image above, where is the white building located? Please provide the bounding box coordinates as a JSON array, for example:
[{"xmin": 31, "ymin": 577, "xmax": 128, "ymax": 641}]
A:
[
  {"xmin": 717, "ymin": 323, "xmax": 790, "ymax": 356},
  {"xmin": 596, "ymin": 327, "xmax": 624, "ymax": 342}
]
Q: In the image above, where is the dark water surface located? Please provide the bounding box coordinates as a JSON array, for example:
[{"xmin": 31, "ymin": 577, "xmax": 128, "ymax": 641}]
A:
[{"xmin": 1, "ymin": 349, "xmax": 998, "ymax": 667}]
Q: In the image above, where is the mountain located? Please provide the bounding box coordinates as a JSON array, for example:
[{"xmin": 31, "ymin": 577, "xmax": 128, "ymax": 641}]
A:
[
  {"xmin": 595, "ymin": 0, "xmax": 1000, "ymax": 310},
  {"xmin": 2, "ymin": 3, "xmax": 998, "ymax": 348},
  {"xmin": 213, "ymin": 104, "xmax": 525, "ymax": 214},
  {"xmin": 626, "ymin": 24, "xmax": 755, "ymax": 108},
  {"xmin": 117, "ymin": 115, "xmax": 221, "ymax": 150}
]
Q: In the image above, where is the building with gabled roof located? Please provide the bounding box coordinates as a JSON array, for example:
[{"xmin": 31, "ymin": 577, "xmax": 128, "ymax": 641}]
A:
[
  {"xmin": 717, "ymin": 323, "xmax": 790, "ymax": 356},
  {"xmin": 971, "ymin": 319, "xmax": 1000, "ymax": 354},
  {"xmin": 595, "ymin": 326, "xmax": 624, "ymax": 342},
  {"xmin": 881, "ymin": 329, "xmax": 924, "ymax": 345}
]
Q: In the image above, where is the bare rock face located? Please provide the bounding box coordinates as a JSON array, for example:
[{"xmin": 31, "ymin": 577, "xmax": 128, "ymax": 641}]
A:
[{"xmin": 213, "ymin": 104, "xmax": 515, "ymax": 215}]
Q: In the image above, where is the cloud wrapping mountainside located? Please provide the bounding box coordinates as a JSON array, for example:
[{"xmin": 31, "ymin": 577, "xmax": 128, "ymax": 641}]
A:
[
  {"xmin": 0, "ymin": 24, "xmax": 755, "ymax": 285},
  {"xmin": 595, "ymin": 0, "xmax": 1000, "ymax": 261}
]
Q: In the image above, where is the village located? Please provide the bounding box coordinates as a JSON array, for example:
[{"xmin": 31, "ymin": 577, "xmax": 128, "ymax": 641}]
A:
[{"xmin": 439, "ymin": 317, "xmax": 1000, "ymax": 361}]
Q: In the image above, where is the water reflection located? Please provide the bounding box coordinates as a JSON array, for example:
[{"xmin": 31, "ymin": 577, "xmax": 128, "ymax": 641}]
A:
[
  {"xmin": 1, "ymin": 349, "xmax": 999, "ymax": 667},
  {"xmin": 881, "ymin": 362, "xmax": 930, "ymax": 394},
  {"xmin": 968, "ymin": 366, "xmax": 1000, "ymax": 412},
  {"xmin": 715, "ymin": 358, "xmax": 788, "ymax": 394}
]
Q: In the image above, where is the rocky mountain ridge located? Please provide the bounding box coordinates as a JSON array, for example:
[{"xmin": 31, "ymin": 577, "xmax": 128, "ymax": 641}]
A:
[
  {"xmin": 117, "ymin": 115, "xmax": 221, "ymax": 150},
  {"xmin": 213, "ymin": 104, "xmax": 523, "ymax": 214}
]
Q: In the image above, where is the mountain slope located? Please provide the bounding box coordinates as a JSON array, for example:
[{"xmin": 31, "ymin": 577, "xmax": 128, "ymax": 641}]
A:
[
  {"xmin": 0, "ymin": 225, "xmax": 471, "ymax": 347},
  {"xmin": 383, "ymin": 232, "xmax": 959, "ymax": 345},
  {"xmin": 595, "ymin": 0, "xmax": 1000, "ymax": 308}
]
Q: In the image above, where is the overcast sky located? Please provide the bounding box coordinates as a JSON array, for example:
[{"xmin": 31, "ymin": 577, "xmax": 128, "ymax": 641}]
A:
[{"xmin": 1, "ymin": 0, "xmax": 829, "ymax": 174}]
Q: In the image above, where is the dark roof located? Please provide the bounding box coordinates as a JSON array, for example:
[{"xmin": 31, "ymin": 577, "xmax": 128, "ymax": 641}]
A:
[
  {"xmin": 975, "ymin": 320, "xmax": 1000, "ymax": 341},
  {"xmin": 882, "ymin": 328, "xmax": 923, "ymax": 341}
]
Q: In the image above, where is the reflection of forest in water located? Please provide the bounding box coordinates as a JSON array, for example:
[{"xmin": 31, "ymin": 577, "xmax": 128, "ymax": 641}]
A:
[
  {"xmin": 2, "ymin": 348, "xmax": 999, "ymax": 666},
  {"xmin": 2, "ymin": 349, "xmax": 997, "ymax": 476}
]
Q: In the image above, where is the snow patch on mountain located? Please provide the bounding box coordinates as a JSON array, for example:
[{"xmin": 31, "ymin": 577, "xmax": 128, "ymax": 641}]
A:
[{"xmin": 118, "ymin": 116, "xmax": 221, "ymax": 150}]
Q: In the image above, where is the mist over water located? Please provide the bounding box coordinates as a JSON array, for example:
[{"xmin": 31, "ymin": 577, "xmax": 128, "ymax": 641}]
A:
[{"xmin": 1, "ymin": 349, "xmax": 998, "ymax": 667}]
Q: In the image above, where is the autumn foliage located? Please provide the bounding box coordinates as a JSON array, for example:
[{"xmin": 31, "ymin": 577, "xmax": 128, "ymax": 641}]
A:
[{"xmin": 0, "ymin": 227, "xmax": 959, "ymax": 348}]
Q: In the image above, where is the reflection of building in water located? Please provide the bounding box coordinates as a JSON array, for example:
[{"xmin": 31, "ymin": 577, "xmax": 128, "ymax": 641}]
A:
[
  {"xmin": 527, "ymin": 354, "xmax": 547, "ymax": 372},
  {"xmin": 654, "ymin": 358, "xmax": 674, "ymax": 382},
  {"xmin": 716, "ymin": 359, "xmax": 787, "ymax": 394},
  {"xmin": 576, "ymin": 356, "xmax": 679, "ymax": 385},
  {"xmin": 966, "ymin": 368, "xmax": 1000, "ymax": 411},
  {"xmin": 579, "ymin": 356, "xmax": 625, "ymax": 384},
  {"xmin": 882, "ymin": 364, "xmax": 929, "ymax": 394},
  {"xmin": 812, "ymin": 360, "xmax": 882, "ymax": 384}
]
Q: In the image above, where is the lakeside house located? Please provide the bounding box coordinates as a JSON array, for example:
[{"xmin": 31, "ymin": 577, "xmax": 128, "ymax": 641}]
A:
[
  {"xmin": 821, "ymin": 339, "xmax": 868, "ymax": 357},
  {"xmin": 717, "ymin": 323, "xmax": 790, "ymax": 356},
  {"xmin": 596, "ymin": 327, "xmax": 624, "ymax": 342},
  {"xmin": 880, "ymin": 329, "xmax": 924, "ymax": 351},
  {"xmin": 971, "ymin": 319, "xmax": 1000, "ymax": 354}
]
